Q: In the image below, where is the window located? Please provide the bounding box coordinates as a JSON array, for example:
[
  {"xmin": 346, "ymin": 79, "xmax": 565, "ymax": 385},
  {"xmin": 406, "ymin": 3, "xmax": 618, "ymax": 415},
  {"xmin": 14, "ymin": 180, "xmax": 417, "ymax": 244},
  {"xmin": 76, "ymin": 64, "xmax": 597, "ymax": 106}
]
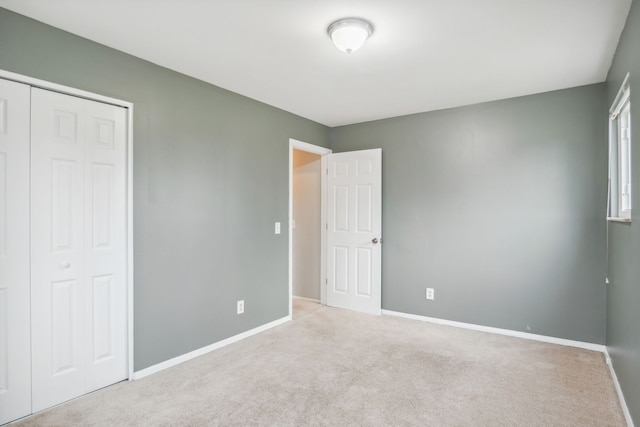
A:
[{"xmin": 608, "ymin": 73, "xmax": 632, "ymax": 221}]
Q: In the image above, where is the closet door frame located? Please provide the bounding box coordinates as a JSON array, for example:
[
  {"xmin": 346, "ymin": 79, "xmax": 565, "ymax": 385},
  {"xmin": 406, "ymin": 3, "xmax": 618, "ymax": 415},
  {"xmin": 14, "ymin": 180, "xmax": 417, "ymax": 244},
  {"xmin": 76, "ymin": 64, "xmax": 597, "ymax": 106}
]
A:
[{"xmin": 0, "ymin": 69, "xmax": 135, "ymax": 380}]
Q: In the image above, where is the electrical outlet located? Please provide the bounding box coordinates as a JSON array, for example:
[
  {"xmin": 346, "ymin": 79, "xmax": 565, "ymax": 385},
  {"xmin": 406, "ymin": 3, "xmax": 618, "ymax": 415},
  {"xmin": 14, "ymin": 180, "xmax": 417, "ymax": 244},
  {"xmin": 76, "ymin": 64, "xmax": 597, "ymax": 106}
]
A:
[
  {"xmin": 426, "ymin": 288, "xmax": 434, "ymax": 300},
  {"xmin": 237, "ymin": 300, "xmax": 244, "ymax": 314}
]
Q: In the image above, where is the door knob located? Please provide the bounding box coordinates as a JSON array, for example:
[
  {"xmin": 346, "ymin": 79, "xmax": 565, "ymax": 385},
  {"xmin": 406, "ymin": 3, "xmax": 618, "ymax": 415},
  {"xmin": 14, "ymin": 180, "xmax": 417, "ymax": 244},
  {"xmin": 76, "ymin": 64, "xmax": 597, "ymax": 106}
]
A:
[
  {"xmin": 372, "ymin": 238, "xmax": 379, "ymax": 244},
  {"xmin": 60, "ymin": 262, "xmax": 71, "ymax": 269}
]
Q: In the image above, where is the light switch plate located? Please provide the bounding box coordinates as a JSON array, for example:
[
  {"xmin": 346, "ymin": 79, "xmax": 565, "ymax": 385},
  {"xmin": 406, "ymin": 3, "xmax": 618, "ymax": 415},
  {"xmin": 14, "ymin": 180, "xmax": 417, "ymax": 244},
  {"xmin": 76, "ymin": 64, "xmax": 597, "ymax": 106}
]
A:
[{"xmin": 275, "ymin": 222, "xmax": 281, "ymax": 234}]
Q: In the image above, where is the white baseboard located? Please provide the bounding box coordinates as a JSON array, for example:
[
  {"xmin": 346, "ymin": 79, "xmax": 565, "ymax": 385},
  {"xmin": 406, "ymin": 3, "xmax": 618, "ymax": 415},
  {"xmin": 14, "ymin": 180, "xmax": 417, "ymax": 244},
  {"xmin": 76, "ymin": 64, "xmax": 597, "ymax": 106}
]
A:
[
  {"xmin": 132, "ymin": 315, "xmax": 291, "ymax": 380},
  {"xmin": 605, "ymin": 350, "xmax": 635, "ymax": 427},
  {"xmin": 293, "ymin": 295, "xmax": 320, "ymax": 303},
  {"xmin": 381, "ymin": 309, "xmax": 607, "ymax": 353}
]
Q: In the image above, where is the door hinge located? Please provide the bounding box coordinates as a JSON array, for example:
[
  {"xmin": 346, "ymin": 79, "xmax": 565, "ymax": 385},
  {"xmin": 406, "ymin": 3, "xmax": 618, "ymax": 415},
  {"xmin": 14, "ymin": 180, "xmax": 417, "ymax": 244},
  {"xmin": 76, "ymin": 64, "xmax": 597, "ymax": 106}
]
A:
[{"xmin": 326, "ymin": 223, "xmax": 328, "ymax": 230}]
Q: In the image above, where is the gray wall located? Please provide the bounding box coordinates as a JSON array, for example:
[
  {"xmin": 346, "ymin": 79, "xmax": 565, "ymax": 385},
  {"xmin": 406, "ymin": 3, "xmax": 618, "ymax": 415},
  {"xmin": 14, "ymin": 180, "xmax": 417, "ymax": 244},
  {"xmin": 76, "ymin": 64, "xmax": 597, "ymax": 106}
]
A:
[
  {"xmin": 293, "ymin": 150, "xmax": 322, "ymax": 300},
  {"xmin": 331, "ymin": 85, "xmax": 608, "ymax": 344},
  {"xmin": 606, "ymin": 0, "xmax": 640, "ymax": 423},
  {"xmin": 0, "ymin": 8, "xmax": 330, "ymax": 371}
]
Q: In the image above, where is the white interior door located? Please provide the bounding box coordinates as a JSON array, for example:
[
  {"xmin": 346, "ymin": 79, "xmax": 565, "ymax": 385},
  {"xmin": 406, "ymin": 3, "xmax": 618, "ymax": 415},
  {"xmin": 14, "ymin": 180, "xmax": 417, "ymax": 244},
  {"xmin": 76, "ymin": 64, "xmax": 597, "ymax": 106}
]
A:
[
  {"xmin": 31, "ymin": 88, "xmax": 127, "ymax": 412},
  {"xmin": 0, "ymin": 79, "xmax": 32, "ymax": 424},
  {"xmin": 326, "ymin": 148, "xmax": 382, "ymax": 315}
]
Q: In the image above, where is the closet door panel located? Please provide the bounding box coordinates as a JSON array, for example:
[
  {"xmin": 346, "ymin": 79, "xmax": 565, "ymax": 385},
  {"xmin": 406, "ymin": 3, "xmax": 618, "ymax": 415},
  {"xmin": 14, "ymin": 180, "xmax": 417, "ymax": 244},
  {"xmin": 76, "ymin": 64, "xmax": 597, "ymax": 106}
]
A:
[
  {"xmin": 84, "ymin": 99, "xmax": 127, "ymax": 390},
  {"xmin": 31, "ymin": 88, "xmax": 87, "ymax": 412},
  {"xmin": 31, "ymin": 87, "xmax": 127, "ymax": 412},
  {"xmin": 0, "ymin": 78, "xmax": 31, "ymax": 425}
]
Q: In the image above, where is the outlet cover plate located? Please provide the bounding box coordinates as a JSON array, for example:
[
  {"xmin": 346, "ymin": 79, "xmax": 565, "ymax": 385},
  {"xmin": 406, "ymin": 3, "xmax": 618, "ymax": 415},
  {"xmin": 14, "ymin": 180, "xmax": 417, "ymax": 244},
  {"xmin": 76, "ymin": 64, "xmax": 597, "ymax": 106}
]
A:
[{"xmin": 426, "ymin": 288, "xmax": 434, "ymax": 300}]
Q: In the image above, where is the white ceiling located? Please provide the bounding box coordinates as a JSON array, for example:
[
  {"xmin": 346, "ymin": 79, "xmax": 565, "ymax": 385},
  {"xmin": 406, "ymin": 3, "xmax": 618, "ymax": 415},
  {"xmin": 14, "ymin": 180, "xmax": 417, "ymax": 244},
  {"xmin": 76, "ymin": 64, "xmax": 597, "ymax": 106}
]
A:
[{"xmin": 0, "ymin": 0, "xmax": 632, "ymax": 127}]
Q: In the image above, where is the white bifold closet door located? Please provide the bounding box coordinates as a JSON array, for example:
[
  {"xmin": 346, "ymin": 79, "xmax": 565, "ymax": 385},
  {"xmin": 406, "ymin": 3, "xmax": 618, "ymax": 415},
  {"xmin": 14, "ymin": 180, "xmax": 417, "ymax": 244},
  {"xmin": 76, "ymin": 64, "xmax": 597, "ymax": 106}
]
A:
[
  {"xmin": 30, "ymin": 88, "xmax": 127, "ymax": 412},
  {"xmin": 0, "ymin": 78, "xmax": 32, "ymax": 425}
]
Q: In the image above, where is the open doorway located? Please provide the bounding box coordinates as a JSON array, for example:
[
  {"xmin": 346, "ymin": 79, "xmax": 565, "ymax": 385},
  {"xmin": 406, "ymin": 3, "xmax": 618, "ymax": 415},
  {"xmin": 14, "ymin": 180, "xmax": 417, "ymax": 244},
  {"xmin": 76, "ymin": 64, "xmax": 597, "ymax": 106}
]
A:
[
  {"xmin": 293, "ymin": 149, "xmax": 322, "ymax": 300},
  {"xmin": 288, "ymin": 139, "xmax": 331, "ymax": 316}
]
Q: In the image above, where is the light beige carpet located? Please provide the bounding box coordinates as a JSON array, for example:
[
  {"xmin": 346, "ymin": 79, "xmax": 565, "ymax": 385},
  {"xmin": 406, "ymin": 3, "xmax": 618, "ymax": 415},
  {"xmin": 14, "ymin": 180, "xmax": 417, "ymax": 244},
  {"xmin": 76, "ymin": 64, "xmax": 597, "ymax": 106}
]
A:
[{"xmin": 14, "ymin": 299, "xmax": 625, "ymax": 426}]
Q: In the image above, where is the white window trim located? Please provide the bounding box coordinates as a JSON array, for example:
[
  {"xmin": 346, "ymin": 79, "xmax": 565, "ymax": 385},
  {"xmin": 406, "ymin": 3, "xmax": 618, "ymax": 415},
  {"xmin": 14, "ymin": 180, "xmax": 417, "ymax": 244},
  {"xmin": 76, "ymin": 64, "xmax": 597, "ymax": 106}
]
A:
[{"xmin": 607, "ymin": 73, "xmax": 632, "ymax": 222}]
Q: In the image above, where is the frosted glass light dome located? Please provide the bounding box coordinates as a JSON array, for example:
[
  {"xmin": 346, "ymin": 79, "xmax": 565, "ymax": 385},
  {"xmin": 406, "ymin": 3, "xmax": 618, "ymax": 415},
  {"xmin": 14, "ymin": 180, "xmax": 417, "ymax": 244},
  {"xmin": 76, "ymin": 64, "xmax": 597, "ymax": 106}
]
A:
[{"xmin": 328, "ymin": 18, "xmax": 373, "ymax": 54}]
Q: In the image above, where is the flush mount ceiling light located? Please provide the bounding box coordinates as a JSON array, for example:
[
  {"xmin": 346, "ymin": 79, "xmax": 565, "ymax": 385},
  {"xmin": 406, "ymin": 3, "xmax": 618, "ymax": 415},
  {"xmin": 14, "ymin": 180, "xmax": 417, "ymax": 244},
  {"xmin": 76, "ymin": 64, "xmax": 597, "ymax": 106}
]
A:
[{"xmin": 327, "ymin": 18, "xmax": 374, "ymax": 54}]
